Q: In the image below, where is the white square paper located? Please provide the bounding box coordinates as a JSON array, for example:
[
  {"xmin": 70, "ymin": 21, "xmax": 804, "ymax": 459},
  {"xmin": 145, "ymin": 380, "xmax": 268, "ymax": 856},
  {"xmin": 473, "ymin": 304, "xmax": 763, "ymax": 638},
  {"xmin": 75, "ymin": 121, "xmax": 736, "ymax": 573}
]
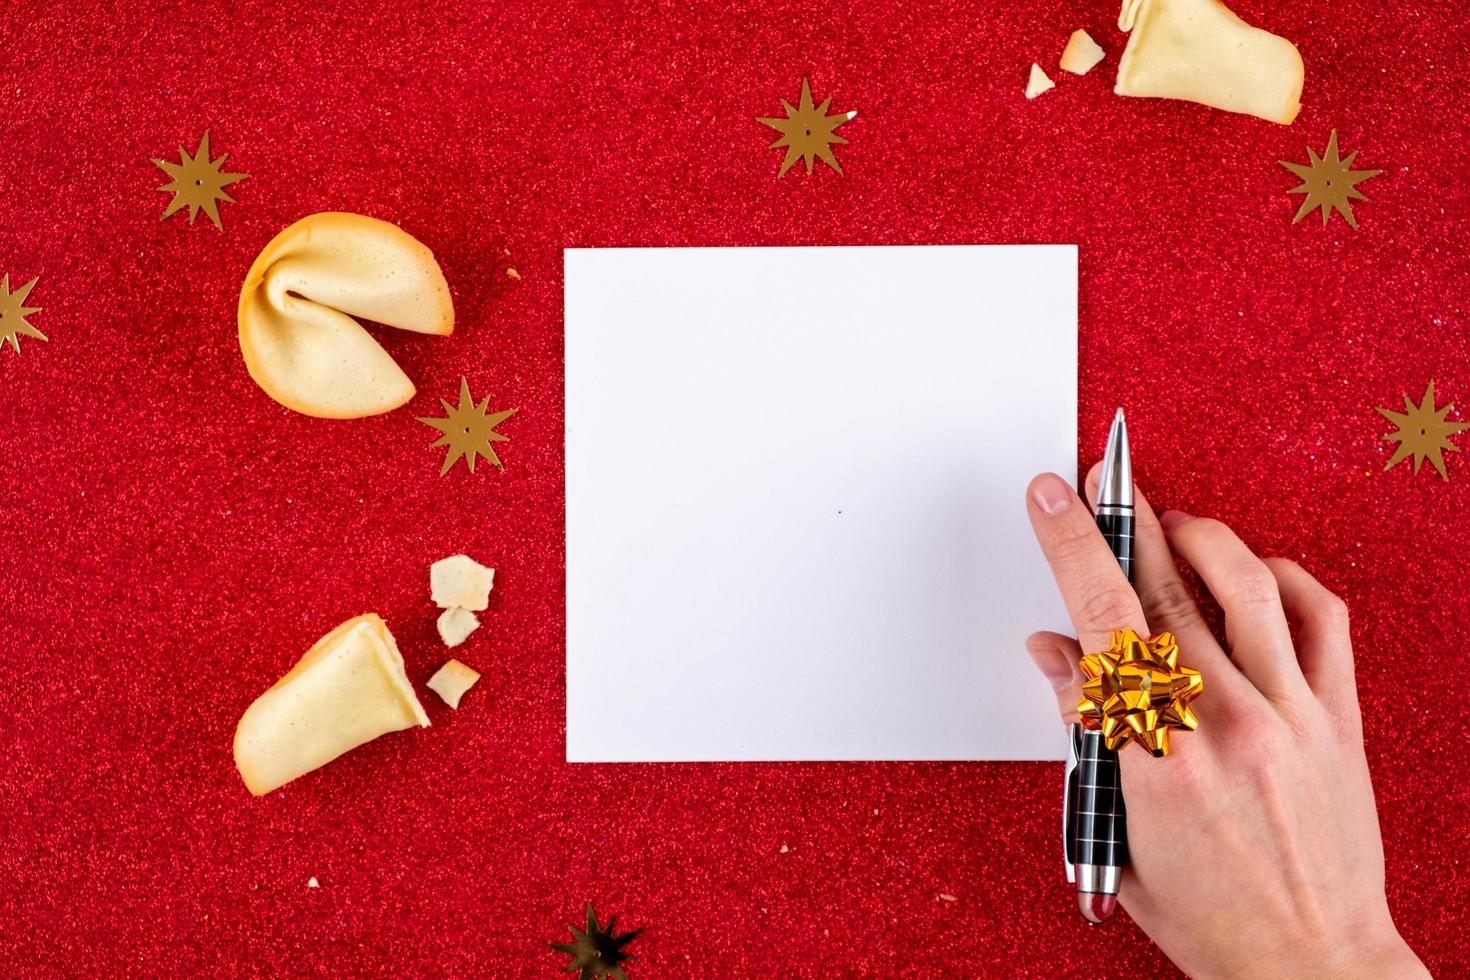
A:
[{"xmin": 566, "ymin": 246, "xmax": 1076, "ymax": 762}]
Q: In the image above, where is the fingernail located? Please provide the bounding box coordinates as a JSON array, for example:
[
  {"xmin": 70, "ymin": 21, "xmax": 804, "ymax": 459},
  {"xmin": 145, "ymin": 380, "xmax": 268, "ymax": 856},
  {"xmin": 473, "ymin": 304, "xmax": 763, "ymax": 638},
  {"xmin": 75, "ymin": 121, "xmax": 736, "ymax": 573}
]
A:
[
  {"xmin": 1160, "ymin": 509, "xmax": 1191, "ymax": 530},
  {"xmin": 1030, "ymin": 474, "xmax": 1072, "ymax": 516},
  {"xmin": 1028, "ymin": 643, "xmax": 1077, "ymax": 691}
]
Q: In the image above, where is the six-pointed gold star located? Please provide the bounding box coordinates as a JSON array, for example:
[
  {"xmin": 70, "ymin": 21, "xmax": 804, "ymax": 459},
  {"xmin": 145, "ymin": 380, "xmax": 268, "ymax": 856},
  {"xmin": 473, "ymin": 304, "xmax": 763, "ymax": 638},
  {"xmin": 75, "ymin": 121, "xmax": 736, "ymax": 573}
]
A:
[
  {"xmin": 1280, "ymin": 131, "xmax": 1382, "ymax": 229},
  {"xmin": 417, "ymin": 376, "xmax": 518, "ymax": 475},
  {"xmin": 757, "ymin": 78, "xmax": 856, "ymax": 176},
  {"xmin": 1377, "ymin": 381, "xmax": 1468, "ymax": 480},
  {"xmin": 0, "ymin": 274, "xmax": 45, "ymax": 354},
  {"xmin": 153, "ymin": 131, "xmax": 249, "ymax": 229}
]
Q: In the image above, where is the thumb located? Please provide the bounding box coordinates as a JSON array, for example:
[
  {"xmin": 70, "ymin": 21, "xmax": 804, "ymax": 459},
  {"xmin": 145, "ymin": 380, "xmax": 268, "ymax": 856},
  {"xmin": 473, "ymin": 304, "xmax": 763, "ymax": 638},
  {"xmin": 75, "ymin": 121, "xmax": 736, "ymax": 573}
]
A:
[{"xmin": 1026, "ymin": 631, "xmax": 1085, "ymax": 724}]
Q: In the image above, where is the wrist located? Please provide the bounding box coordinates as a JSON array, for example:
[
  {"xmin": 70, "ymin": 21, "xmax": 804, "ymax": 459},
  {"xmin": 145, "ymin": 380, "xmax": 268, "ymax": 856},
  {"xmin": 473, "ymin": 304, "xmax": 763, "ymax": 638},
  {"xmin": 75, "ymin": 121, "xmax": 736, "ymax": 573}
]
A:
[
  {"xmin": 1229, "ymin": 919, "xmax": 1426, "ymax": 980},
  {"xmin": 1347, "ymin": 933, "xmax": 1428, "ymax": 980},
  {"xmin": 1299, "ymin": 925, "xmax": 1427, "ymax": 980}
]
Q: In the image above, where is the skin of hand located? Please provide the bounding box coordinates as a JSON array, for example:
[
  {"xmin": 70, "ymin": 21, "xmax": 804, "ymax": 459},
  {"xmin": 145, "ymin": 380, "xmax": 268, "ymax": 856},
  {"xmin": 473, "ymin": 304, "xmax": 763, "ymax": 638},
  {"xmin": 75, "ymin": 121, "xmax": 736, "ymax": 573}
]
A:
[{"xmin": 1024, "ymin": 466, "xmax": 1429, "ymax": 980}]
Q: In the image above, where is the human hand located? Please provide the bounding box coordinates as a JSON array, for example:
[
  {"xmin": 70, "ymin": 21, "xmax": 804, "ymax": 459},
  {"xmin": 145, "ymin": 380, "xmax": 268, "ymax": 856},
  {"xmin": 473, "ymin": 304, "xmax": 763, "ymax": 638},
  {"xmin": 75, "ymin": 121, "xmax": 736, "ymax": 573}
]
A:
[{"xmin": 1023, "ymin": 467, "xmax": 1429, "ymax": 979}]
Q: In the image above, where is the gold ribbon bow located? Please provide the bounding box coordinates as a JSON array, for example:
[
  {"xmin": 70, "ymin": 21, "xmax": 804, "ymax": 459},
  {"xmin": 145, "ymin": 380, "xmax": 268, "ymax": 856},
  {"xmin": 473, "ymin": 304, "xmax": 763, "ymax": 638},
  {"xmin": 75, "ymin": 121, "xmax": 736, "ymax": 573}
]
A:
[{"xmin": 1078, "ymin": 628, "xmax": 1204, "ymax": 757}]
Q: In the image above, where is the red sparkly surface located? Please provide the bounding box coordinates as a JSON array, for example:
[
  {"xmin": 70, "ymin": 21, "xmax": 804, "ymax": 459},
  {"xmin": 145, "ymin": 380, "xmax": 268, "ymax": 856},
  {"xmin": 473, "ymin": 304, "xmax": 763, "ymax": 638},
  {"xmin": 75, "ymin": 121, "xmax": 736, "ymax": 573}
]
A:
[{"xmin": 1, "ymin": 0, "xmax": 1467, "ymax": 975}]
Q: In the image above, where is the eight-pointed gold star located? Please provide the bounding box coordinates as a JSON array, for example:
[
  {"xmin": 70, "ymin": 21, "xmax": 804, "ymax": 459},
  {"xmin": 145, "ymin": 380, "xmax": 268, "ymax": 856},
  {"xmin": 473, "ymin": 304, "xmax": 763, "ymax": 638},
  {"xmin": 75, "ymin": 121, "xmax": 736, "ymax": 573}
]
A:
[
  {"xmin": 1280, "ymin": 131, "xmax": 1382, "ymax": 229},
  {"xmin": 757, "ymin": 78, "xmax": 856, "ymax": 176},
  {"xmin": 1377, "ymin": 381, "xmax": 1468, "ymax": 480},
  {"xmin": 153, "ymin": 131, "xmax": 249, "ymax": 229},
  {"xmin": 0, "ymin": 274, "xmax": 45, "ymax": 354},
  {"xmin": 550, "ymin": 904, "xmax": 642, "ymax": 980},
  {"xmin": 417, "ymin": 376, "xmax": 518, "ymax": 476}
]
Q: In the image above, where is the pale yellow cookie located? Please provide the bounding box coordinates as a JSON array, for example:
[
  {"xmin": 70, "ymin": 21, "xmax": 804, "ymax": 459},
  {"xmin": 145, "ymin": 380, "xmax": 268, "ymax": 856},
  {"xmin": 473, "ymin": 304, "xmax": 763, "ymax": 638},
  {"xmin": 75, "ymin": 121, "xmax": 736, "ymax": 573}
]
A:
[
  {"xmin": 427, "ymin": 659, "xmax": 481, "ymax": 709},
  {"xmin": 233, "ymin": 614, "xmax": 429, "ymax": 796},
  {"xmin": 238, "ymin": 212, "xmax": 454, "ymax": 419},
  {"xmin": 430, "ymin": 554, "xmax": 494, "ymax": 611},
  {"xmin": 1115, "ymin": 0, "xmax": 1303, "ymax": 125},
  {"xmin": 436, "ymin": 606, "xmax": 480, "ymax": 648},
  {"xmin": 1060, "ymin": 29, "xmax": 1106, "ymax": 76},
  {"xmin": 1025, "ymin": 63, "xmax": 1056, "ymax": 99}
]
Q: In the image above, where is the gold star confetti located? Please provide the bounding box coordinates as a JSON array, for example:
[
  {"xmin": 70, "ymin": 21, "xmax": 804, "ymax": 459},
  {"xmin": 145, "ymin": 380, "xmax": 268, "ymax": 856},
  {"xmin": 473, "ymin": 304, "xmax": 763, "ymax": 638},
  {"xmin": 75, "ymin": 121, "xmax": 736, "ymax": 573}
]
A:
[
  {"xmin": 417, "ymin": 376, "xmax": 518, "ymax": 475},
  {"xmin": 0, "ymin": 274, "xmax": 45, "ymax": 354},
  {"xmin": 152, "ymin": 131, "xmax": 249, "ymax": 229},
  {"xmin": 1377, "ymin": 381, "xmax": 1468, "ymax": 480},
  {"xmin": 757, "ymin": 78, "xmax": 856, "ymax": 176},
  {"xmin": 1280, "ymin": 131, "xmax": 1382, "ymax": 229},
  {"xmin": 550, "ymin": 904, "xmax": 642, "ymax": 980}
]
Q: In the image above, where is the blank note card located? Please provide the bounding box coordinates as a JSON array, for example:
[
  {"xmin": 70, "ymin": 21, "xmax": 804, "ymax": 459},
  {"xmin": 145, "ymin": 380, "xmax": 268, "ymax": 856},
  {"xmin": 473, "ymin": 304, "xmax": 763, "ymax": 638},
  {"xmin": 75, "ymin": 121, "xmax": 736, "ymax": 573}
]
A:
[{"xmin": 566, "ymin": 246, "xmax": 1076, "ymax": 762}]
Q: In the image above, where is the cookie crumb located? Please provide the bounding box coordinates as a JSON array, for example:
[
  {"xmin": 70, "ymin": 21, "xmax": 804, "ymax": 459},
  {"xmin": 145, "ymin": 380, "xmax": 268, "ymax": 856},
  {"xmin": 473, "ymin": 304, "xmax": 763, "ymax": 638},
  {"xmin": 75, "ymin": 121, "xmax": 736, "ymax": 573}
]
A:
[
  {"xmin": 1025, "ymin": 63, "xmax": 1055, "ymax": 99},
  {"xmin": 1060, "ymin": 29, "xmax": 1105, "ymax": 75},
  {"xmin": 428, "ymin": 658, "xmax": 482, "ymax": 709}
]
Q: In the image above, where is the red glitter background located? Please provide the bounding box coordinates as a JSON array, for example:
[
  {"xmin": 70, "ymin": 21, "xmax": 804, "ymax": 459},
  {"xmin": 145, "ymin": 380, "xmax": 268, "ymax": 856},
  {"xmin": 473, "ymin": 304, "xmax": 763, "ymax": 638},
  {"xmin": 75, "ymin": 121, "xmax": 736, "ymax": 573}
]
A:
[{"xmin": 1, "ymin": 0, "xmax": 1467, "ymax": 975}]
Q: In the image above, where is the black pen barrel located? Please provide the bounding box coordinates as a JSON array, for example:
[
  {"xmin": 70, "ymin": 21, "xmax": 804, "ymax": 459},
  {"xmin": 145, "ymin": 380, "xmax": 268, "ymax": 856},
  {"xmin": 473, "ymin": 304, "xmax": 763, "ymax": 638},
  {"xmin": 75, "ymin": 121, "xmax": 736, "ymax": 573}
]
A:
[
  {"xmin": 1093, "ymin": 507, "xmax": 1134, "ymax": 581},
  {"xmin": 1073, "ymin": 729, "xmax": 1128, "ymax": 869}
]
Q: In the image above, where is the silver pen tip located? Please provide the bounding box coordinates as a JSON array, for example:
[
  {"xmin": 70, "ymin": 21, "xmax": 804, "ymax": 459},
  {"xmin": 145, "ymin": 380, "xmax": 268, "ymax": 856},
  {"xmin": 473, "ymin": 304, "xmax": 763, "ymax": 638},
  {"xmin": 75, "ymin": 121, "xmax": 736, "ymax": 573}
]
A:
[{"xmin": 1096, "ymin": 408, "xmax": 1133, "ymax": 509}]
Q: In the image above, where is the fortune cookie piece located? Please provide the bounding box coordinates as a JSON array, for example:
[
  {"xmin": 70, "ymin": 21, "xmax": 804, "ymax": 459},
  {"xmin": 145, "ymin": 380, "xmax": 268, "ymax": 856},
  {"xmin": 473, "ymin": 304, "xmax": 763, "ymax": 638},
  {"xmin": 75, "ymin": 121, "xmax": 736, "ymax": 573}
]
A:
[
  {"xmin": 427, "ymin": 659, "xmax": 481, "ymax": 709},
  {"xmin": 1114, "ymin": 0, "xmax": 1303, "ymax": 125},
  {"xmin": 430, "ymin": 554, "xmax": 494, "ymax": 611},
  {"xmin": 1025, "ymin": 63, "xmax": 1056, "ymax": 99},
  {"xmin": 1060, "ymin": 29, "xmax": 1106, "ymax": 75},
  {"xmin": 233, "ymin": 614, "xmax": 430, "ymax": 796},
  {"xmin": 437, "ymin": 606, "xmax": 480, "ymax": 648},
  {"xmin": 237, "ymin": 212, "xmax": 455, "ymax": 419}
]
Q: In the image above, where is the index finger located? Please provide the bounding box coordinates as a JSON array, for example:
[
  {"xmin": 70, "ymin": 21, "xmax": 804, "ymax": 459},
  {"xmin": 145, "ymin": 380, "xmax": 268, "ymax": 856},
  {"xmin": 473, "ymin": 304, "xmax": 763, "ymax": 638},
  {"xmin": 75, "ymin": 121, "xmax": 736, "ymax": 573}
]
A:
[{"xmin": 1026, "ymin": 472, "xmax": 1149, "ymax": 654}]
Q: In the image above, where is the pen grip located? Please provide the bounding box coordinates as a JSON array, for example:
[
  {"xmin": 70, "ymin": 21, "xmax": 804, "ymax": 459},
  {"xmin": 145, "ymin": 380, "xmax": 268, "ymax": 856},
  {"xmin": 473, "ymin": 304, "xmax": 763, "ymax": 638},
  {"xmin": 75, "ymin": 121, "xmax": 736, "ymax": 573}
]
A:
[
  {"xmin": 1071, "ymin": 728, "xmax": 1128, "ymax": 870},
  {"xmin": 1093, "ymin": 508, "xmax": 1134, "ymax": 581}
]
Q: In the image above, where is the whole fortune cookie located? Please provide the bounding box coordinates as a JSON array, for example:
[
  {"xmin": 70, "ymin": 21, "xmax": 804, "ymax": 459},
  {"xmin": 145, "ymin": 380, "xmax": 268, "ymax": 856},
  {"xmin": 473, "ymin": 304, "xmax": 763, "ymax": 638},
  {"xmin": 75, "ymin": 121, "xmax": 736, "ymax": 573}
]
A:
[{"xmin": 238, "ymin": 212, "xmax": 455, "ymax": 419}]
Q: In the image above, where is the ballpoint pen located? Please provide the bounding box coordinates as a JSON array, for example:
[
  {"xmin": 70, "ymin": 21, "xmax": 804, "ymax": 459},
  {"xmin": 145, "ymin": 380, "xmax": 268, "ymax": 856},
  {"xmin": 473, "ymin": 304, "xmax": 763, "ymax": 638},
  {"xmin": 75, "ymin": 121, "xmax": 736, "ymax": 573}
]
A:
[{"xmin": 1062, "ymin": 407, "xmax": 1133, "ymax": 924}]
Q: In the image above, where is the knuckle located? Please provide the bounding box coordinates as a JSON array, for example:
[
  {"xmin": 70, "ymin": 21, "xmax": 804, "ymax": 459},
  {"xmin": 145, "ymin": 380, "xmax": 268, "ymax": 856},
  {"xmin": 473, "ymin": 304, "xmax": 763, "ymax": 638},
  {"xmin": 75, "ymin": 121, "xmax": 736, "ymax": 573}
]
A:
[
  {"xmin": 1329, "ymin": 700, "xmax": 1365, "ymax": 745},
  {"xmin": 1137, "ymin": 740, "xmax": 1211, "ymax": 799},
  {"xmin": 1139, "ymin": 580, "xmax": 1201, "ymax": 629},
  {"xmin": 1315, "ymin": 593, "xmax": 1350, "ymax": 632},
  {"xmin": 1047, "ymin": 517, "xmax": 1100, "ymax": 561},
  {"xmin": 1229, "ymin": 704, "xmax": 1328, "ymax": 777},
  {"xmin": 1222, "ymin": 565, "xmax": 1281, "ymax": 610},
  {"xmin": 1262, "ymin": 556, "xmax": 1300, "ymax": 577},
  {"xmin": 1220, "ymin": 701, "xmax": 1275, "ymax": 745},
  {"xmin": 1076, "ymin": 585, "xmax": 1140, "ymax": 631},
  {"xmin": 1236, "ymin": 725, "xmax": 1287, "ymax": 774},
  {"xmin": 1234, "ymin": 701, "xmax": 1275, "ymax": 731},
  {"xmin": 1055, "ymin": 690, "xmax": 1082, "ymax": 724},
  {"xmin": 1178, "ymin": 516, "xmax": 1228, "ymax": 543},
  {"xmin": 1276, "ymin": 701, "xmax": 1325, "ymax": 744}
]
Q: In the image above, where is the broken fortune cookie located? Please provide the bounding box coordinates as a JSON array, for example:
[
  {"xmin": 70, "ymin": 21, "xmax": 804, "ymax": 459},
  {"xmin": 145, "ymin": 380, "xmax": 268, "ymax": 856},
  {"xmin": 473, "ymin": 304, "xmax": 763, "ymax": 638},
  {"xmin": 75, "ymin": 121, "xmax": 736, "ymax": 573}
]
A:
[
  {"xmin": 234, "ymin": 614, "xmax": 429, "ymax": 796},
  {"xmin": 1025, "ymin": 64, "xmax": 1055, "ymax": 99},
  {"xmin": 1060, "ymin": 29, "xmax": 1106, "ymax": 76},
  {"xmin": 437, "ymin": 606, "xmax": 479, "ymax": 648},
  {"xmin": 238, "ymin": 212, "xmax": 454, "ymax": 419},
  {"xmin": 1115, "ymin": 0, "xmax": 1303, "ymax": 125},
  {"xmin": 427, "ymin": 659, "xmax": 481, "ymax": 709},
  {"xmin": 431, "ymin": 554, "xmax": 494, "ymax": 611}
]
